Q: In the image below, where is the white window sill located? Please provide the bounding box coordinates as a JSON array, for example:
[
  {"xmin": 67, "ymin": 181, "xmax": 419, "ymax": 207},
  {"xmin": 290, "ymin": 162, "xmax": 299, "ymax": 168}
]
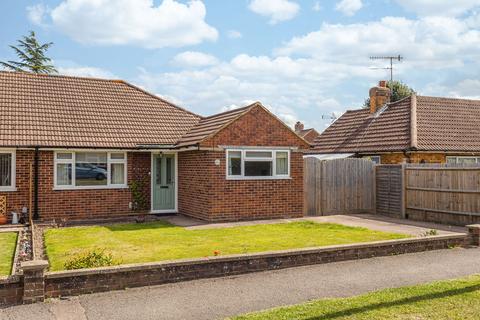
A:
[
  {"xmin": 0, "ymin": 187, "xmax": 17, "ymax": 192},
  {"xmin": 226, "ymin": 176, "xmax": 291, "ymax": 181},
  {"xmin": 53, "ymin": 185, "xmax": 129, "ymax": 191}
]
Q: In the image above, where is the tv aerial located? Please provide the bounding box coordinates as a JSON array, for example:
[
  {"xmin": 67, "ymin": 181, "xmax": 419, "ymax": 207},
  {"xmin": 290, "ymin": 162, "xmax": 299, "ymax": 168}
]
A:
[{"xmin": 369, "ymin": 55, "xmax": 404, "ymax": 82}]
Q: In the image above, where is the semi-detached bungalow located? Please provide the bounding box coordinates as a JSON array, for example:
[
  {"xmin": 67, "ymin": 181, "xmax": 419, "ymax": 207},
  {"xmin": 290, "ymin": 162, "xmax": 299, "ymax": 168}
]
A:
[
  {"xmin": 0, "ymin": 71, "xmax": 309, "ymax": 223},
  {"xmin": 311, "ymin": 81, "xmax": 480, "ymax": 164}
]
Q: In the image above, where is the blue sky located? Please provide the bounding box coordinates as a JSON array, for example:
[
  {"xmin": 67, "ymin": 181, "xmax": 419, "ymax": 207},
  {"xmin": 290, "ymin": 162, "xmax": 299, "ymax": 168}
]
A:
[{"xmin": 1, "ymin": 0, "xmax": 479, "ymax": 131}]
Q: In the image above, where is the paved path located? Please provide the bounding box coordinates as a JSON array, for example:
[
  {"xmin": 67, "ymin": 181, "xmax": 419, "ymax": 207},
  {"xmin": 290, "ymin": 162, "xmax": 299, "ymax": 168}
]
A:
[{"xmin": 2, "ymin": 247, "xmax": 480, "ymax": 320}]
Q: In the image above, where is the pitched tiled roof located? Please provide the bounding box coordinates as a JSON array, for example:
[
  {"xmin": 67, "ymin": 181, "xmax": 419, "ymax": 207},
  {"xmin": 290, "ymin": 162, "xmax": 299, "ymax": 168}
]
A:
[
  {"xmin": 416, "ymin": 96, "xmax": 480, "ymax": 151},
  {"xmin": 312, "ymin": 95, "xmax": 480, "ymax": 153},
  {"xmin": 312, "ymin": 96, "xmax": 411, "ymax": 153},
  {"xmin": 176, "ymin": 104, "xmax": 256, "ymax": 148},
  {"xmin": 0, "ymin": 71, "xmax": 201, "ymax": 148}
]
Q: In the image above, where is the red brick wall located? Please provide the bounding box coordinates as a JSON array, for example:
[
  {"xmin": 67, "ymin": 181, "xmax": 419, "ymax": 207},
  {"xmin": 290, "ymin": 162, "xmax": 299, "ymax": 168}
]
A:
[
  {"xmin": 0, "ymin": 150, "xmax": 151, "ymax": 222},
  {"xmin": 179, "ymin": 106, "xmax": 308, "ymax": 221}
]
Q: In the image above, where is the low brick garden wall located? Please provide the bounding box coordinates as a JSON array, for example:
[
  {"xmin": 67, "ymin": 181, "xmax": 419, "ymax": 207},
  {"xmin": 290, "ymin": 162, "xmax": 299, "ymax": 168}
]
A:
[
  {"xmin": 2, "ymin": 227, "xmax": 480, "ymax": 308},
  {"xmin": 0, "ymin": 276, "xmax": 23, "ymax": 306}
]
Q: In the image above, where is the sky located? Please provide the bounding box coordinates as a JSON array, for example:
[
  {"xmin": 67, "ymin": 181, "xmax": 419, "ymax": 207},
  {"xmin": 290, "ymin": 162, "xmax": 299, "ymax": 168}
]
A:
[{"xmin": 1, "ymin": 0, "xmax": 479, "ymax": 131}]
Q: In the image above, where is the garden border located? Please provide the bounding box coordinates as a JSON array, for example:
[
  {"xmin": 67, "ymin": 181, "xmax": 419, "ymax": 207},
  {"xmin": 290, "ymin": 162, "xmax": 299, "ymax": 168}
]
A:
[{"xmin": 2, "ymin": 226, "xmax": 480, "ymax": 307}]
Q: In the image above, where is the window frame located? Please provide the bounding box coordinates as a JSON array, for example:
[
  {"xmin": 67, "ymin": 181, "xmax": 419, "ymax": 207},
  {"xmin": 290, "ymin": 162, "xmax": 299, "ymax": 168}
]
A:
[
  {"xmin": 0, "ymin": 150, "xmax": 16, "ymax": 192},
  {"xmin": 226, "ymin": 148, "xmax": 291, "ymax": 180},
  {"xmin": 363, "ymin": 156, "xmax": 381, "ymax": 164},
  {"xmin": 54, "ymin": 151, "xmax": 128, "ymax": 190},
  {"xmin": 446, "ymin": 156, "xmax": 480, "ymax": 165}
]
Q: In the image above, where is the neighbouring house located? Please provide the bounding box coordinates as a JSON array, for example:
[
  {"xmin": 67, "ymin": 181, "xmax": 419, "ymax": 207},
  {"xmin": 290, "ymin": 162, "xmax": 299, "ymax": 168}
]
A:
[
  {"xmin": 294, "ymin": 122, "xmax": 319, "ymax": 144},
  {"xmin": 312, "ymin": 81, "xmax": 480, "ymax": 164},
  {"xmin": 0, "ymin": 71, "xmax": 309, "ymax": 223}
]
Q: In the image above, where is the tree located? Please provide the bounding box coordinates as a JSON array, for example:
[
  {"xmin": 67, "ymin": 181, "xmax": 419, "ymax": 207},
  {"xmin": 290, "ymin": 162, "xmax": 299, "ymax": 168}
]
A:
[
  {"xmin": 0, "ymin": 31, "xmax": 57, "ymax": 74},
  {"xmin": 364, "ymin": 80, "xmax": 415, "ymax": 108}
]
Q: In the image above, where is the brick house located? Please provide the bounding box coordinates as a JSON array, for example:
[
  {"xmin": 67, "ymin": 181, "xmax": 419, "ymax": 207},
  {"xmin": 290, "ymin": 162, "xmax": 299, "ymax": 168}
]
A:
[
  {"xmin": 312, "ymin": 81, "xmax": 480, "ymax": 164},
  {"xmin": 294, "ymin": 122, "xmax": 319, "ymax": 144},
  {"xmin": 0, "ymin": 72, "xmax": 309, "ymax": 223}
]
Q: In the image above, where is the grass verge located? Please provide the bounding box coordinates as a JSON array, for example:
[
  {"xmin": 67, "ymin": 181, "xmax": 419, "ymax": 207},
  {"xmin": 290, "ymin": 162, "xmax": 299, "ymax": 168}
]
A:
[{"xmin": 232, "ymin": 275, "xmax": 480, "ymax": 320}]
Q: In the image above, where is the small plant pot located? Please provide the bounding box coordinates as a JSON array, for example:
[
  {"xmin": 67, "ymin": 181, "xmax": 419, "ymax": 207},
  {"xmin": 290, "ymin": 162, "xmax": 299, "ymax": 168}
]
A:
[{"xmin": 0, "ymin": 215, "xmax": 7, "ymax": 225}]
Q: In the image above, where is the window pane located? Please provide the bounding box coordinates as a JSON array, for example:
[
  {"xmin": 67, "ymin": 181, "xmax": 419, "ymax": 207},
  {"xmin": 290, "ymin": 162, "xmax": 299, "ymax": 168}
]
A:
[
  {"xmin": 111, "ymin": 163, "xmax": 125, "ymax": 185},
  {"xmin": 458, "ymin": 157, "xmax": 476, "ymax": 164},
  {"xmin": 56, "ymin": 153, "xmax": 73, "ymax": 160},
  {"xmin": 245, "ymin": 161, "xmax": 272, "ymax": 176},
  {"xmin": 110, "ymin": 153, "xmax": 125, "ymax": 160},
  {"xmin": 75, "ymin": 152, "xmax": 107, "ymax": 186},
  {"xmin": 56, "ymin": 163, "xmax": 72, "ymax": 186},
  {"xmin": 276, "ymin": 152, "xmax": 288, "ymax": 175},
  {"xmin": 446, "ymin": 157, "xmax": 457, "ymax": 164},
  {"xmin": 227, "ymin": 151, "xmax": 241, "ymax": 176},
  {"xmin": 245, "ymin": 151, "xmax": 272, "ymax": 158},
  {"xmin": 0, "ymin": 154, "xmax": 11, "ymax": 187},
  {"xmin": 166, "ymin": 157, "xmax": 172, "ymax": 184}
]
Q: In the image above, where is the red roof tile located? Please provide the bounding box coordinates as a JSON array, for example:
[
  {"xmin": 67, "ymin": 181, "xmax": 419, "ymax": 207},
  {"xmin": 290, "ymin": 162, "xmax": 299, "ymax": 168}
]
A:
[{"xmin": 312, "ymin": 95, "xmax": 480, "ymax": 153}]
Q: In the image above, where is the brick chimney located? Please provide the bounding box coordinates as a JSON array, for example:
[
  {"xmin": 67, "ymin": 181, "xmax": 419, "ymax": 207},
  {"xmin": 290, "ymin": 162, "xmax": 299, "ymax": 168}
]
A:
[
  {"xmin": 295, "ymin": 121, "xmax": 304, "ymax": 132},
  {"xmin": 369, "ymin": 80, "xmax": 391, "ymax": 113}
]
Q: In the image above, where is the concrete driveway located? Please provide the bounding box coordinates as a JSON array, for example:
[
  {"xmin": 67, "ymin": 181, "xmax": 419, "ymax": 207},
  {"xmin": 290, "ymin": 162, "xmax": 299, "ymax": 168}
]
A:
[{"xmin": 2, "ymin": 247, "xmax": 480, "ymax": 320}]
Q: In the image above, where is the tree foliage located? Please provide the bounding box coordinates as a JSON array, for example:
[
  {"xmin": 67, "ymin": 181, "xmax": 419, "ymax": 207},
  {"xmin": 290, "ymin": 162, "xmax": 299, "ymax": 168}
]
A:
[
  {"xmin": 0, "ymin": 31, "xmax": 57, "ymax": 74},
  {"xmin": 364, "ymin": 81, "xmax": 415, "ymax": 108}
]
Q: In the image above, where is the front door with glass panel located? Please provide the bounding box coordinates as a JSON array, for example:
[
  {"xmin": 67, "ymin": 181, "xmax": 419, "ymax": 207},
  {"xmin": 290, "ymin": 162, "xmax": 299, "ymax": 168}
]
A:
[{"xmin": 152, "ymin": 154, "xmax": 175, "ymax": 211}]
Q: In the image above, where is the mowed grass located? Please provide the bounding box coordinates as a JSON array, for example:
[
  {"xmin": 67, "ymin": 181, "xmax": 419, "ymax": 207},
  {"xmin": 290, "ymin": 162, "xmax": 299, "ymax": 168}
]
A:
[
  {"xmin": 0, "ymin": 232, "xmax": 18, "ymax": 276},
  {"xmin": 44, "ymin": 221, "xmax": 408, "ymax": 271},
  {"xmin": 232, "ymin": 275, "xmax": 480, "ymax": 320}
]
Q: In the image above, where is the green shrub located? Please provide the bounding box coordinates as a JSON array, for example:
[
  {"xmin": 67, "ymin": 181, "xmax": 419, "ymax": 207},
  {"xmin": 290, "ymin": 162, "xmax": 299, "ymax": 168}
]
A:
[{"xmin": 64, "ymin": 249, "xmax": 119, "ymax": 270}]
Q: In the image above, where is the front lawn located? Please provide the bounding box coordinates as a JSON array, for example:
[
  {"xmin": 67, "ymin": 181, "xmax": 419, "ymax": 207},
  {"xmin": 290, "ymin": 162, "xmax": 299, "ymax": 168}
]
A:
[
  {"xmin": 232, "ymin": 275, "xmax": 480, "ymax": 319},
  {"xmin": 0, "ymin": 232, "xmax": 18, "ymax": 276},
  {"xmin": 44, "ymin": 221, "xmax": 408, "ymax": 271}
]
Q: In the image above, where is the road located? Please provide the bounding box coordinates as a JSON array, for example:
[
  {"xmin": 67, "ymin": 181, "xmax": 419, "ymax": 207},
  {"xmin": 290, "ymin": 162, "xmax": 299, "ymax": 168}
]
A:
[{"xmin": 2, "ymin": 247, "xmax": 480, "ymax": 320}]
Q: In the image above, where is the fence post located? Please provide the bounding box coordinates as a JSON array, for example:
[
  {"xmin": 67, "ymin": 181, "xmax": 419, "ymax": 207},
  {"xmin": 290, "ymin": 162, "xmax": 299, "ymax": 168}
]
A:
[
  {"xmin": 21, "ymin": 260, "xmax": 48, "ymax": 304},
  {"xmin": 467, "ymin": 225, "xmax": 480, "ymax": 246},
  {"xmin": 401, "ymin": 164, "xmax": 406, "ymax": 218}
]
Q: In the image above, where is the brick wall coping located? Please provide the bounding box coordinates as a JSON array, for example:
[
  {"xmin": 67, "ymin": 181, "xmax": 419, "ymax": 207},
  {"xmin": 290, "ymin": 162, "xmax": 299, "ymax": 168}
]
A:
[
  {"xmin": 45, "ymin": 233, "xmax": 466, "ymax": 279},
  {"xmin": 21, "ymin": 260, "xmax": 49, "ymax": 271}
]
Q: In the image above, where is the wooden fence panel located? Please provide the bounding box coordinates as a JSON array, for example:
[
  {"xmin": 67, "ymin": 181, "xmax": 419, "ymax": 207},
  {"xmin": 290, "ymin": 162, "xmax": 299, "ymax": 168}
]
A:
[
  {"xmin": 375, "ymin": 165, "xmax": 403, "ymax": 217},
  {"xmin": 304, "ymin": 158, "xmax": 375, "ymax": 216},
  {"xmin": 405, "ymin": 166, "xmax": 480, "ymax": 217}
]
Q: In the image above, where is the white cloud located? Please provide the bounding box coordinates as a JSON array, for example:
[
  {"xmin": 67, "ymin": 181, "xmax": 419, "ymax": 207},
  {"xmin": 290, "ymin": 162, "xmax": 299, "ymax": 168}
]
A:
[
  {"xmin": 248, "ymin": 0, "xmax": 300, "ymax": 24},
  {"xmin": 27, "ymin": 4, "xmax": 48, "ymax": 26},
  {"xmin": 395, "ymin": 0, "xmax": 480, "ymax": 17},
  {"xmin": 171, "ymin": 51, "xmax": 219, "ymax": 67},
  {"xmin": 276, "ymin": 16, "xmax": 480, "ymax": 70},
  {"xmin": 335, "ymin": 0, "xmax": 363, "ymax": 16},
  {"xmin": 227, "ymin": 30, "xmax": 243, "ymax": 39},
  {"xmin": 449, "ymin": 79, "xmax": 480, "ymax": 99},
  {"xmin": 57, "ymin": 66, "xmax": 116, "ymax": 79},
  {"xmin": 44, "ymin": 0, "xmax": 217, "ymax": 48},
  {"xmin": 312, "ymin": 2, "xmax": 322, "ymax": 12}
]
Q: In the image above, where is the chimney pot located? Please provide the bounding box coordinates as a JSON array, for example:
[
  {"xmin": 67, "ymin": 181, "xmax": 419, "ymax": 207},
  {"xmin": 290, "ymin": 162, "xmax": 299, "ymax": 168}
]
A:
[
  {"xmin": 369, "ymin": 80, "xmax": 391, "ymax": 113},
  {"xmin": 295, "ymin": 121, "xmax": 304, "ymax": 132}
]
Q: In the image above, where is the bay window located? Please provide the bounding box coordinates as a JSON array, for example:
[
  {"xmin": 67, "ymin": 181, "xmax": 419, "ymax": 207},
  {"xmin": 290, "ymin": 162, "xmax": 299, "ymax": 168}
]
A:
[
  {"xmin": 54, "ymin": 151, "xmax": 127, "ymax": 189},
  {"xmin": 226, "ymin": 149, "xmax": 290, "ymax": 179},
  {"xmin": 0, "ymin": 151, "xmax": 15, "ymax": 191}
]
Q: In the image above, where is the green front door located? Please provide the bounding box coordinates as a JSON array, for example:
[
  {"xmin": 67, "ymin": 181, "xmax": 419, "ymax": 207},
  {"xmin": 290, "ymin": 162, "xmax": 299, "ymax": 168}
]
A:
[{"xmin": 152, "ymin": 154, "xmax": 176, "ymax": 211}]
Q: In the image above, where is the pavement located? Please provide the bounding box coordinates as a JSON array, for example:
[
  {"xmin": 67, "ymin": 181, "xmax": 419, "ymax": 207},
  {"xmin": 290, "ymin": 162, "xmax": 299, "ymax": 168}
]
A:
[
  {"xmin": 167, "ymin": 213, "xmax": 465, "ymax": 237},
  {"xmin": 2, "ymin": 247, "xmax": 480, "ymax": 320}
]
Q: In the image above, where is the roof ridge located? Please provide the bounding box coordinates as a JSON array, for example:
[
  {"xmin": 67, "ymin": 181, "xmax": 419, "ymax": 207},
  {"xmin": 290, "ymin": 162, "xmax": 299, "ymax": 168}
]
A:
[
  {"xmin": 417, "ymin": 95, "xmax": 480, "ymax": 103},
  {"xmin": 202, "ymin": 103, "xmax": 258, "ymax": 120},
  {"xmin": 0, "ymin": 70, "xmax": 120, "ymax": 83}
]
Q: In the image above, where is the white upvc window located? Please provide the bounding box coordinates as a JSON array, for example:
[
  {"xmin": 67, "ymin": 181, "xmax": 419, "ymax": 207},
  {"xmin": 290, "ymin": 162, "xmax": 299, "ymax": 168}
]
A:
[
  {"xmin": 363, "ymin": 156, "xmax": 381, "ymax": 164},
  {"xmin": 446, "ymin": 156, "xmax": 480, "ymax": 164},
  {"xmin": 226, "ymin": 149, "xmax": 290, "ymax": 180},
  {"xmin": 54, "ymin": 151, "xmax": 127, "ymax": 189},
  {"xmin": 0, "ymin": 150, "xmax": 15, "ymax": 192}
]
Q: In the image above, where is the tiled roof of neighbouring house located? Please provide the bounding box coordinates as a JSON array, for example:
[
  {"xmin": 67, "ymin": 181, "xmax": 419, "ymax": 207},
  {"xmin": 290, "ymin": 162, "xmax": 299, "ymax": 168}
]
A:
[
  {"xmin": 0, "ymin": 71, "xmax": 202, "ymax": 148},
  {"xmin": 312, "ymin": 95, "xmax": 480, "ymax": 153}
]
